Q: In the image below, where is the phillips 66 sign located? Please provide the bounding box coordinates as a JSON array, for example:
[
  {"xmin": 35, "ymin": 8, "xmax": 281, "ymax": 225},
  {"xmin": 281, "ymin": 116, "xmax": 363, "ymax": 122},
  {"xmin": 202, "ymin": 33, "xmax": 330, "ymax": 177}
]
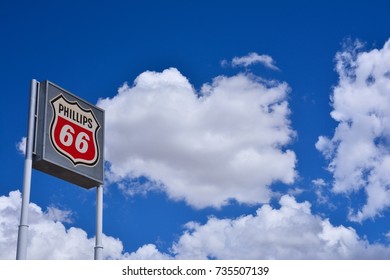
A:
[
  {"xmin": 50, "ymin": 94, "xmax": 100, "ymax": 166},
  {"xmin": 33, "ymin": 81, "xmax": 104, "ymax": 189}
]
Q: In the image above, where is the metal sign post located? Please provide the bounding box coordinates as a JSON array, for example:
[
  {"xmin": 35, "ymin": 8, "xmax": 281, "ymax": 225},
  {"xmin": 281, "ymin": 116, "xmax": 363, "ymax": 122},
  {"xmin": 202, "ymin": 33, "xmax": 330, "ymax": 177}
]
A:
[
  {"xmin": 94, "ymin": 185, "xmax": 103, "ymax": 260},
  {"xmin": 17, "ymin": 80, "xmax": 105, "ymax": 260},
  {"xmin": 16, "ymin": 79, "xmax": 38, "ymax": 260}
]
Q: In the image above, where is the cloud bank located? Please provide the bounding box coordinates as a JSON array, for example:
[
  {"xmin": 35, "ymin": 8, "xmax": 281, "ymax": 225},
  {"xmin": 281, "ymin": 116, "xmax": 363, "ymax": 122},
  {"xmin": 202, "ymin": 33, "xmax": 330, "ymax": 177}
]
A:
[
  {"xmin": 98, "ymin": 68, "xmax": 296, "ymax": 208},
  {"xmin": 2, "ymin": 190, "xmax": 389, "ymax": 259},
  {"xmin": 316, "ymin": 39, "xmax": 390, "ymax": 221},
  {"xmin": 172, "ymin": 195, "xmax": 390, "ymax": 259}
]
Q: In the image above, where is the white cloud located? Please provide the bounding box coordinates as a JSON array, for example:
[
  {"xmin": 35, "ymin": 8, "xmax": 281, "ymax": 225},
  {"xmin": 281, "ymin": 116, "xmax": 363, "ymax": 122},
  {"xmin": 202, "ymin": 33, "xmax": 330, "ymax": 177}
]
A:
[
  {"xmin": 45, "ymin": 206, "xmax": 73, "ymax": 223},
  {"xmin": 171, "ymin": 195, "xmax": 390, "ymax": 259},
  {"xmin": 16, "ymin": 137, "xmax": 26, "ymax": 155},
  {"xmin": 316, "ymin": 38, "xmax": 390, "ymax": 221},
  {"xmin": 311, "ymin": 178, "xmax": 332, "ymax": 205},
  {"xmin": 230, "ymin": 52, "xmax": 279, "ymax": 70},
  {"xmin": 122, "ymin": 244, "xmax": 172, "ymax": 260},
  {"xmin": 0, "ymin": 190, "xmax": 126, "ymax": 259},
  {"xmin": 98, "ymin": 68, "xmax": 296, "ymax": 208},
  {"xmin": 2, "ymin": 190, "xmax": 389, "ymax": 260},
  {"xmin": 386, "ymin": 231, "xmax": 390, "ymax": 240},
  {"xmin": 312, "ymin": 178, "xmax": 327, "ymax": 187}
]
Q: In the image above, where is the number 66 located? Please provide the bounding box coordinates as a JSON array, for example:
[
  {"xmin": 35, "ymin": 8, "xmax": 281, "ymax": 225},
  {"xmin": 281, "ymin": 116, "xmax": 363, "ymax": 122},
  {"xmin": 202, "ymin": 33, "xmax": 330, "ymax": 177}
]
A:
[{"xmin": 59, "ymin": 124, "xmax": 90, "ymax": 153}]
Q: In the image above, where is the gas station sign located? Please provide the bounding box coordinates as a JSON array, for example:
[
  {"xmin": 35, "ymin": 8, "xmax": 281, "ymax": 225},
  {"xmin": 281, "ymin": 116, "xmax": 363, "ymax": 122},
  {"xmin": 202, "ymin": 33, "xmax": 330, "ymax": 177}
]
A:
[{"xmin": 33, "ymin": 81, "xmax": 104, "ymax": 189}]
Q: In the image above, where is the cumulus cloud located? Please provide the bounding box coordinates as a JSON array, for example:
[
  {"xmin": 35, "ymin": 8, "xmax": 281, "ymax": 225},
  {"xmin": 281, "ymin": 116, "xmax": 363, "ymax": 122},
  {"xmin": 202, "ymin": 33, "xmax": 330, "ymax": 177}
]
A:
[
  {"xmin": 98, "ymin": 68, "xmax": 296, "ymax": 208},
  {"xmin": 172, "ymin": 195, "xmax": 390, "ymax": 259},
  {"xmin": 228, "ymin": 52, "xmax": 280, "ymax": 70},
  {"xmin": 316, "ymin": 39, "xmax": 390, "ymax": 221},
  {"xmin": 0, "ymin": 190, "xmax": 126, "ymax": 259},
  {"xmin": 2, "ymin": 190, "xmax": 389, "ymax": 260}
]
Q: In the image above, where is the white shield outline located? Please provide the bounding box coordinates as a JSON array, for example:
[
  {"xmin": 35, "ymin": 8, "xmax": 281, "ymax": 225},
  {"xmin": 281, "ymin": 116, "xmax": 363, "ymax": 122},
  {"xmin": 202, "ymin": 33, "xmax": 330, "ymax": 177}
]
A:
[{"xmin": 50, "ymin": 94, "xmax": 100, "ymax": 166}]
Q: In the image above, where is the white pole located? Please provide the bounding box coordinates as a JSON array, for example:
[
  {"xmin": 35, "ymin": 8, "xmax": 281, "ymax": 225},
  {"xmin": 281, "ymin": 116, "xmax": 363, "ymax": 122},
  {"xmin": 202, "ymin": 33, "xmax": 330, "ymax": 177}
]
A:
[
  {"xmin": 16, "ymin": 79, "xmax": 38, "ymax": 260},
  {"xmin": 94, "ymin": 185, "xmax": 103, "ymax": 260}
]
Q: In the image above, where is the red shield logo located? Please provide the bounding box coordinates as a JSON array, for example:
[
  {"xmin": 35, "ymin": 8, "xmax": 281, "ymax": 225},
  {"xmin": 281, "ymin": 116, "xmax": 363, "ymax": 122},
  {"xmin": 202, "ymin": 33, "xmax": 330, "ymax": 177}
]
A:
[{"xmin": 50, "ymin": 94, "xmax": 100, "ymax": 166}]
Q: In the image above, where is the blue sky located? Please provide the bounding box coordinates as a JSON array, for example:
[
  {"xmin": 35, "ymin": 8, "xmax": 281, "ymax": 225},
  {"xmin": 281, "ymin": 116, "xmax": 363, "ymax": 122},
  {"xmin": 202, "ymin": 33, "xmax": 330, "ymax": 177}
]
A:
[{"xmin": 2, "ymin": 0, "xmax": 390, "ymax": 259}]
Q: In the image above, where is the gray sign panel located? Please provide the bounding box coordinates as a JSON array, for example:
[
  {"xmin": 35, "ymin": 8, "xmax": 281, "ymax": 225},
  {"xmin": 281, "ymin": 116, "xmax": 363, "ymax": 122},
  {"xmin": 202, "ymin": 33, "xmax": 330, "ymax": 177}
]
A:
[{"xmin": 33, "ymin": 81, "xmax": 104, "ymax": 189}]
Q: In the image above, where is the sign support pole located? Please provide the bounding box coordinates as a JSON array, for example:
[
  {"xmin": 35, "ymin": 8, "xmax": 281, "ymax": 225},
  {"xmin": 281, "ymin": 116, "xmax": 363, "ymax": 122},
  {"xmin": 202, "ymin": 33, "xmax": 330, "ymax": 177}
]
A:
[
  {"xmin": 94, "ymin": 185, "xmax": 103, "ymax": 260},
  {"xmin": 16, "ymin": 79, "xmax": 38, "ymax": 260}
]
